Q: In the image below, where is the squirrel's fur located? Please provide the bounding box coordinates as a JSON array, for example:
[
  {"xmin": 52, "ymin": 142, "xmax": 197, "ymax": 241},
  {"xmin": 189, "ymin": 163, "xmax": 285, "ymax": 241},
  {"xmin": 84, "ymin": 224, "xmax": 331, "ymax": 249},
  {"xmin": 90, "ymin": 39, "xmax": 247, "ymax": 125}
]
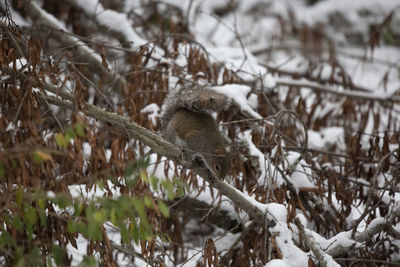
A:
[
  {"xmin": 160, "ymin": 84, "xmax": 232, "ymax": 129},
  {"xmin": 160, "ymin": 83, "xmax": 232, "ymax": 179}
]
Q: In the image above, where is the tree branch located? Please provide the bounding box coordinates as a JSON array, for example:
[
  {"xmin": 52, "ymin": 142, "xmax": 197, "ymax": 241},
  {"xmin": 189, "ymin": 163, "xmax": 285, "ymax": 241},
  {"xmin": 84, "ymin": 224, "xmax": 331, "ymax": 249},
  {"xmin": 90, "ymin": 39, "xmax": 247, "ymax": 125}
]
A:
[
  {"xmin": 274, "ymin": 78, "xmax": 400, "ymax": 103},
  {"xmin": 295, "ymin": 217, "xmax": 340, "ymax": 267},
  {"xmin": 21, "ymin": 1, "xmax": 127, "ymax": 90},
  {"xmin": 168, "ymin": 197, "xmax": 243, "ymax": 233}
]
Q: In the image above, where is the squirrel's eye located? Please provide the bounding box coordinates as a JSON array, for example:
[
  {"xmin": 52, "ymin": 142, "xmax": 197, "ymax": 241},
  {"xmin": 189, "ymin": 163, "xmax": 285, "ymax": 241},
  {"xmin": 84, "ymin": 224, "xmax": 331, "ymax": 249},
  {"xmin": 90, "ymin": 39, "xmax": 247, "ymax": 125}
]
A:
[{"xmin": 214, "ymin": 164, "xmax": 221, "ymax": 172}]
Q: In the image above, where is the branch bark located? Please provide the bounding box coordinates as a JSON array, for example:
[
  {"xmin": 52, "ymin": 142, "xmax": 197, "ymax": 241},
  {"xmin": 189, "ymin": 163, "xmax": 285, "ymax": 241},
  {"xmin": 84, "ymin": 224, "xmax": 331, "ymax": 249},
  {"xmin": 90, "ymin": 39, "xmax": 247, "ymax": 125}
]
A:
[
  {"xmin": 168, "ymin": 197, "xmax": 243, "ymax": 233},
  {"xmin": 274, "ymin": 78, "xmax": 400, "ymax": 103},
  {"xmin": 295, "ymin": 217, "xmax": 340, "ymax": 267}
]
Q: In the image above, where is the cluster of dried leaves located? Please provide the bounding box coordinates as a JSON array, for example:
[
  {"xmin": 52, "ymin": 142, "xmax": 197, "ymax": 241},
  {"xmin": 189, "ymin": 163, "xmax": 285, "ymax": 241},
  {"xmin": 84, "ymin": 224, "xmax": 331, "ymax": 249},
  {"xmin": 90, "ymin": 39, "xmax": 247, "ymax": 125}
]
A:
[{"xmin": 0, "ymin": 0, "xmax": 399, "ymax": 266}]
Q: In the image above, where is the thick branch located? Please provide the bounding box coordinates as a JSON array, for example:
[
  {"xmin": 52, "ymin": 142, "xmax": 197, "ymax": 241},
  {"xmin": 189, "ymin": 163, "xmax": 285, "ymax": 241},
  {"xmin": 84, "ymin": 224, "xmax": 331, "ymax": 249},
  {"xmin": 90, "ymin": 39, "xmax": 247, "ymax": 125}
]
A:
[
  {"xmin": 327, "ymin": 205, "xmax": 400, "ymax": 257},
  {"xmin": 42, "ymin": 95, "xmax": 181, "ymax": 160},
  {"xmin": 295, "ymin": 217, "xmax": 340, "ymax": 267},
  {"xmin": 354, "ymin": 205, "xmax": 400, "ymax": 243},
  {"xmin": 168, "ymin": 197, "xmax": 243, "ymax": 233}
]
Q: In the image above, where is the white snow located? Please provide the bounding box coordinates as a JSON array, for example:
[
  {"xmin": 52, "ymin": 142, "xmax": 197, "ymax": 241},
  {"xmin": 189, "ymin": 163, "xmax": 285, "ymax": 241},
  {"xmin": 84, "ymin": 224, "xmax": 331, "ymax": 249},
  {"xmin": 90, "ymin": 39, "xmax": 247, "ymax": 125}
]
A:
[
  {"xmin": 8, "ymin": 58, "xmax": 27, "ymax": 70},
  {"xmin": 308, "ymin": 127, "xmax": 344, "ymax": 150},
  {"xmin": 5, "ymin": 122, "xmax": 15, "ymax": 132},
  {"xmin": 241, "ymin": 130, "xmax": 267, "ymax": 184},
  {"xmin": 141, "ymin": 103, "xmax": 161, "ymax": 126},
  {"xmin": 271, "ymin": 221, "xmax": 309, "ymax": 266},
  {"xmin": 98, "ymin": 10, "xmax": 147, "ymax": 46},
  {"xmin": 213, "ymin": 84, "xmax": 262, "ymax": 119},
  {"xmin": 31, "ymin": 1, "xmax": 103, "ymax": 65},
  {"xmin": 77, "ymin": 0, "xmax": 148, "ymax": 46}
]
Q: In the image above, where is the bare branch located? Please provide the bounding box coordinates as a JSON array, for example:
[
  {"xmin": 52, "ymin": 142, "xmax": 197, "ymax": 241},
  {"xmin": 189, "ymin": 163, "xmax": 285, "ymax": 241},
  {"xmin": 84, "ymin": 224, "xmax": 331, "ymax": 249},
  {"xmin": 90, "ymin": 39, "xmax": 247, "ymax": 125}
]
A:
[
  {"xmin": 21, "ymin": 1, "xmax": 127, "ymax": 90},
  {"xmin": 274, "ymin": 78, "xmax": 400, "ymax": 103},
  {"xmin": 295, "ymin": 217, "xmax": 340, "ymax": 267}
]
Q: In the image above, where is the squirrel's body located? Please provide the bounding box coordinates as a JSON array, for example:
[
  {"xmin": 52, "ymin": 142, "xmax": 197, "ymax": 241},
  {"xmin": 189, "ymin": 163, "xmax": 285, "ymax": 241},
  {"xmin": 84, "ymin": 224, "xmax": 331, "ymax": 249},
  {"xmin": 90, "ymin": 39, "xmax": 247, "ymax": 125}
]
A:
[{"xmin": 160, "ymin": 84, "xmax": 231, "ymax": 179}]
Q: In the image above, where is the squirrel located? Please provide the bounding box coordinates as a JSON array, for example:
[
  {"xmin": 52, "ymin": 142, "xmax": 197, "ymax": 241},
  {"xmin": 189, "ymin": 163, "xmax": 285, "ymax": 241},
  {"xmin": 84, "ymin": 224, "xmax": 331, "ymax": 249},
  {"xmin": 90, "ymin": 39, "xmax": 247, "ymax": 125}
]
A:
[{"xmin": 160, "ymin": 83, "xmax": 231, "ymax": 180}]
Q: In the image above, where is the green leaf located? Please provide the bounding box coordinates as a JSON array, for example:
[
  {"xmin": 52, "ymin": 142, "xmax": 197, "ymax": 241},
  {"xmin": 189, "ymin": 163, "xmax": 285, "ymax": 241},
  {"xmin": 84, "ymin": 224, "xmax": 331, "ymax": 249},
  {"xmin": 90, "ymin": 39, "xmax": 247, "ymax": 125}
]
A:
[
  {"xmin": 65, "ymin": 128, "xmax": 76, "ymax": 140},
  {"xmin": 55, "ymin": 133, "xmax": 68, "ymax": 148},
  {"xmin": 161, "ymin": 179, "xmax": 174, "ymax": 200},
  {"xmin": 52, "ymin": 245, "xmax": 64, "ymax": 265},
  {"xmin": 12, "ymin": 215, "xmax": 24, "ymax": 233},
  {"xmin": 55, "ymin": 195, "xmax": 71, "ymax": 209},
  {"xmin": 130, "ymin": 221, "xmax": 139, "ymax": 243},
  {"xmin": 16, "ymin": 185, "xmax": 23, "ymax": 207},
  {"xmin": 110, "ymin": 208, "xmax": 118, "ymax": 225},
  {"xmin": 139, "ymin": 222, "xmax": 153, "ymax": 241},
  {"xmin": 73, "ymin": 202, "xmax": 84, "ymax": 217},
  {"xmin": 157, "ymin": 200, "xmax": 170, "ymax": 218},
  {"xmin": 174, "ymin": 179, "xmax": 187, "ymax": 198},
  {"xmin": 88, "ymin": 220, "xmax": 102, "ymax": 241},
  {"xmin": 28, "ymin": 247, "xmax": 43, "ymax": 266},
  {"xmin": 24, "ymin": 206, "xmax": 38, "ymax": 225},
  {"xmin": 39, "ymin": 210, "xmax": 47, "ymax": 227},
  {"xmin": 32, "ymin": 151, "xmax": 43, "ymax": 163},
  {"xmin": 120, "ymin": 225, "xmax": 130, "ymax": 244},
  {"xmin": 85, "ymin": 205, "xmax": 95, "ymax": 218},
  {"xmin": 80, "ymin": 255, "xmax": 96, "ymax": 267},
  {"xmin": 139, "ymin": 171, "xmax": 149, "ymax": 183},
  {"xmin": 125, "ymin": 161, "xmax": 139, "ymax": 187},
  {"xmin": 33, "ymin": 150, "xmax": 52, "ymax": 164},
  {"xmin": 11, "ymin": 158, "xmax": 17, "ymax": 169},
  {"xmin": 14, "ymin": 258, "xmax": 26, "ymax": 267},
  {"xmin": 93, "ymin": 210, "xmax": 107, "ymax": 223},
  {"xmin": 0, "ymin": 228, "xmax": 17, "ymax": 248},
  {"xmin": 67, "ymin": 221, "xmax": 77, "ymax": 233},
  {"xmin": 75, "ymin": 123, "xmax": 86, "ymax": 137},
  {"xmin": 37, "ymin": 198, "xmax": 46, "ymax": 210},
  {"xmin": 150, "ymin": 175, "xmax": 159, "ymax": 191},
  {"xmin": 0, "ymin": 162, "xmax": 5, "ymax": 179},
  {"xmin": 137, "ymin": 157, "xmax": 150, "ymax": 169},
  {"xmin": 131, "ymin": 199, "xmax": 146, "ymax": 221},
  {"xmin": 97, "ymin": 180, "xmax": 104, "ymax": 190},
  {"xmin": 143, "ymin": 195, "xmax": 154, "ymax": 209},
  {"xmin": 126, "ymin": 161, "xmax": 135, "ymax": 177},
  {"xmin": 77, "ymin": 222, "xmax": 88, "ymax": 236}
]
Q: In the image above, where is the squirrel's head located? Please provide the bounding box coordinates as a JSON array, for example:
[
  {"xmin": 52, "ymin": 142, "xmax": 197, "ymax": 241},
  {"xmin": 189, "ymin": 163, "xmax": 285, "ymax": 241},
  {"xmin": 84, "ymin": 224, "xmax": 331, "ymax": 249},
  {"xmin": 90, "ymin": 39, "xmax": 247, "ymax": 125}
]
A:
[{"xmin": 202, "ymin": 149, "xmax": 231, "ymax": 180}]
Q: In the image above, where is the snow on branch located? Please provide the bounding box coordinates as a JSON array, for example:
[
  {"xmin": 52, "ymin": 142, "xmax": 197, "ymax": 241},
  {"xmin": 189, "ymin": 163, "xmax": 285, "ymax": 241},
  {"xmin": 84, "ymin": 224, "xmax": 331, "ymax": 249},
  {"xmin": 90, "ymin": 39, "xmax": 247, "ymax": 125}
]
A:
[
  {"xmin": 274, "ymin": 78, "xmax": 400, "ymax": 103},
  {"xmin": 60, "ymin": 0, "xmax": 147, "ymax": 48},
  {"xmin": 354, "ymin": 204, "xmax": 400, "ymax": 243},
  {"xmin": 22, "ymin": 1, "xmax": 127, "ymax": 89},
  {"xmin": 295, "ymin": 216, "xmax": 340, "ymax": 267},
  {"xmin": 292, "ymin": 204, "xmax": 400, "ymax": 258}
]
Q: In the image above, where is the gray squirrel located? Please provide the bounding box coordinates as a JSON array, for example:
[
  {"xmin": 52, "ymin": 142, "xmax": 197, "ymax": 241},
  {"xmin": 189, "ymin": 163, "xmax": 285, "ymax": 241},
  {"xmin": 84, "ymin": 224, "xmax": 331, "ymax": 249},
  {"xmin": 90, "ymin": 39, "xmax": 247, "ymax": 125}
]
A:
[{"xmin": 160, "ymin": 83, "xmax": 232, "ymax": 179}]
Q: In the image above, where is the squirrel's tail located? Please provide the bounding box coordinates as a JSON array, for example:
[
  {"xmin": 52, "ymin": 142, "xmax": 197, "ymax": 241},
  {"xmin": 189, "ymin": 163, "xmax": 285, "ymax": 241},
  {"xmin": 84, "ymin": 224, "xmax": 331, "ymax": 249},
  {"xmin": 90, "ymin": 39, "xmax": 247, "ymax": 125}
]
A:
[{"xmin": 160, "ymin": 83, "xmax": 231, "ymax": 130}]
